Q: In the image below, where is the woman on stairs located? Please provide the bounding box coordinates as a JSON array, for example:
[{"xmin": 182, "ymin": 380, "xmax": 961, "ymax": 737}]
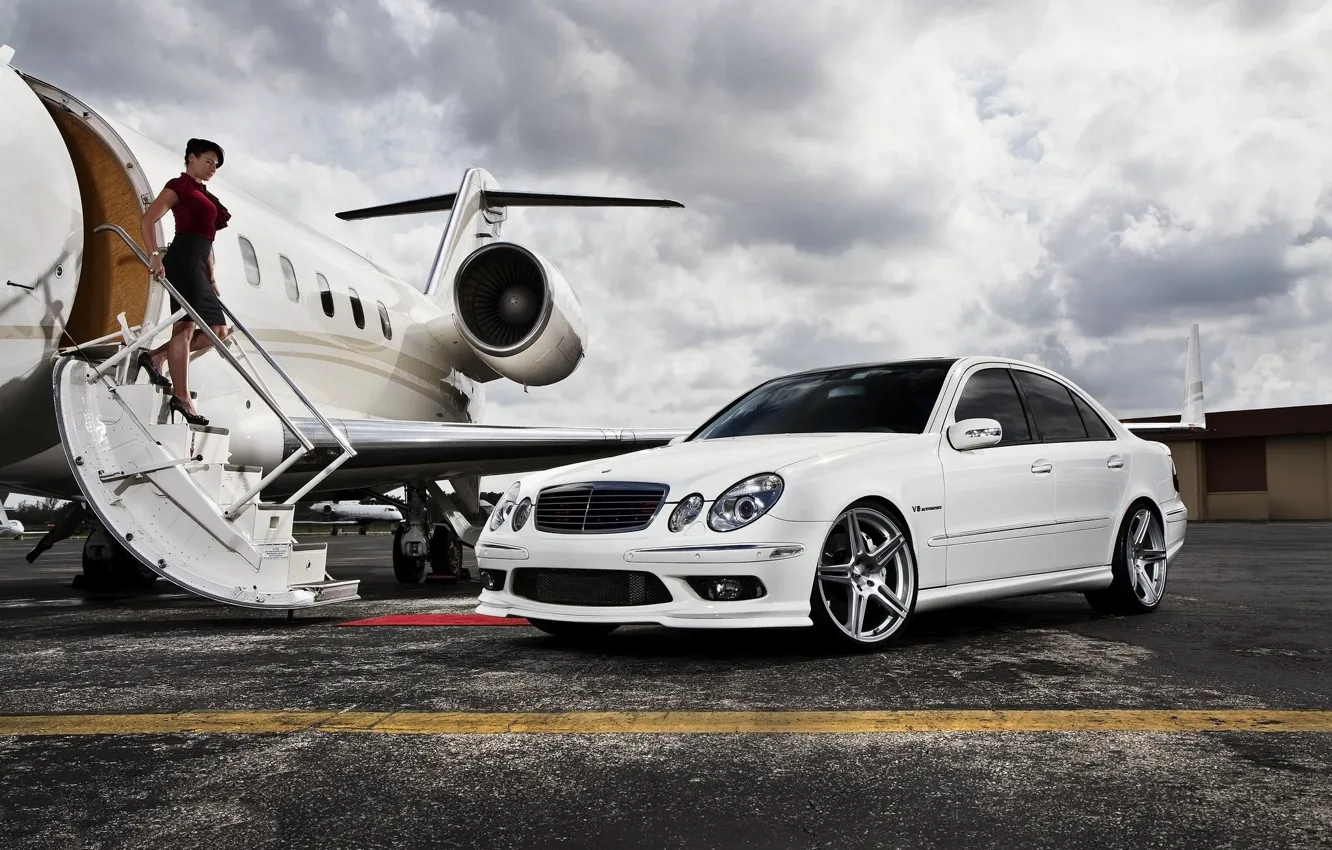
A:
[{"xmin": 137, "ymin": 137, "xmax": 233, "ymax": 426}]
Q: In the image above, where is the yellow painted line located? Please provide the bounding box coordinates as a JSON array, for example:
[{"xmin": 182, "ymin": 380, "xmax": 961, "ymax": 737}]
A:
[{"xmin": 0, "ymin": 710, "xmax": 1330, "ymax": 736}]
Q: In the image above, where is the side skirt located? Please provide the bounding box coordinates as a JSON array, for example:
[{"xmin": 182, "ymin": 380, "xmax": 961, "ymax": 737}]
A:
[{"xmin": 914, "ymin": 565, "xmax": 1113, "ymax": 614}]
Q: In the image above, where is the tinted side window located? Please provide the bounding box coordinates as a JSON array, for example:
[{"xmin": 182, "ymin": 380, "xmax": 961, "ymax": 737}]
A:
[
  {"xmin": 316, "ymin": 273, "xmax": 334, "ymax": 317},
  {"xmin": 238, "ymin": 236, "xmax": 260, "ymax": 286},
  {"xmin": 279, "ymin": 255, "xmax": 300, "ymax": 302},
  {"xmin": 377, "ymin": 301, "xmax": 392, "ymax": 340},
  {"xmin": 954, "ymin": 368, "xmax": 1031, "ymax": 445},
  {"xmin": 1072, "ymin": 392, "xmax": 1115, "ymax": 440},
  {"xmin": 1013, "ymin": 371, "xmax": 1087, "ymax": 440}
]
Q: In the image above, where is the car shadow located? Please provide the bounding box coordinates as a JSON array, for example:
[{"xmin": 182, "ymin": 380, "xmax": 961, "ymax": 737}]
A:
[{"xmin": 507, "ymin": 593, "xmax": 1118, "ymax": 660}]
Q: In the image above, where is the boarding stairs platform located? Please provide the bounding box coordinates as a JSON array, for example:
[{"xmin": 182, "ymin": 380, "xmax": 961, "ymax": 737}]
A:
[{"xmin": 50, "ymin": 224, "xmax": 360, "ymax": 609}]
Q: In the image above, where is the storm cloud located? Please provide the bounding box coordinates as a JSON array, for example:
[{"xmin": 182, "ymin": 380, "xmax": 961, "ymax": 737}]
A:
[{"xmin": 6, "ymin": 0, "xmax": 1332, "ymax": 447}]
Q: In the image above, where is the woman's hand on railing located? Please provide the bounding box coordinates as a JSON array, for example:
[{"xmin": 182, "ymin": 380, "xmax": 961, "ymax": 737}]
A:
[{"xmin": 148, "ymin": 254, "xmax": 165, "ymax": 277}]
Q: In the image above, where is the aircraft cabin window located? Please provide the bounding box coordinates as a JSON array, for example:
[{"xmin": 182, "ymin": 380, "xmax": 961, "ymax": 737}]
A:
[
  {"xmin": 278, "ymin": 255, "xmax": 300, "ymax": 303},
  {"xmin": 377, "ymin": 301, "xmax": 392, "ymax": 340},
  {"xmin": 316, "ymin": 273, "xmax": 334, "ymax": 317},
  {"xmin": 238, "ymin": 236, "xmax": 261, "ymax": 287},
  {"xmin": 348, "ymin": 287, "xmax": 366, "ymax": 329},
  {"xmin": 1012, "ymin": 370, "xmax": 1088, "ymax": 441},
  {"xmin": 954, "ymin": 368, "xmax": 1032, "ymax": 445}
]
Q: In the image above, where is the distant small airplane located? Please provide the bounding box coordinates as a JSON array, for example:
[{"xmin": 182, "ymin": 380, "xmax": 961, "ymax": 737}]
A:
[
  {"xmin": 0, "ymin": 501, "xmax": 24, "ymax": 539},
  {"xmin": 306, "ymin": 500, "xmax": 403, "ymax": 527}
]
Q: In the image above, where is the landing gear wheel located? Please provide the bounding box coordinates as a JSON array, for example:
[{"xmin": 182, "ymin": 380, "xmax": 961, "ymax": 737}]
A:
[
  {"xmin": 391, "ymin": 527, "xmax": 426, "ymax": 584},
  {"xmin": 809, "ymin": 502, "xmax": 917, "ymax": 650},
  {"xmin": 527, "ymin": 618, "xmax": 619, "ymax": 639},
  {"xmin": 428, "ymin": 526, "xmax": 464, "ymax": 581},
  {"xmin": 79, "ymin": 528, "xmax": 157, "ymax": 591},
  {"xmin": 1086, "ymin": 503, "xmax": 1168, "ymax": 615}
]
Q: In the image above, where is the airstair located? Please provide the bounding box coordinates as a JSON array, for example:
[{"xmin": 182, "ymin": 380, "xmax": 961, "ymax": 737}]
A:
[{"xmin": 51, "ymin": 224, "xmax": 360, "ymax": 609}]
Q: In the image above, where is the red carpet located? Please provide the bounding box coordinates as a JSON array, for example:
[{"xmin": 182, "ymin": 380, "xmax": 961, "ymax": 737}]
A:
[{"xmin": 339, "ymin": 613, "xmax": 529, "ymax": 627}]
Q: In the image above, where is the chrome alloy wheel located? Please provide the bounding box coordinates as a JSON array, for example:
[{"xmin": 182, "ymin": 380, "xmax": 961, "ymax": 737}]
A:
[
  {"xmin": 1126, "ymin": 506, "xmax": 1168, "ymax": 607},
  {"xmin": 814, "ymin": 506, "xmax": 916, "ymax": 644}
]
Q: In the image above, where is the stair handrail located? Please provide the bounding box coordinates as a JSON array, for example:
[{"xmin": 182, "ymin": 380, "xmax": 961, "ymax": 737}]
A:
[{"xmin": 92, "ymin": 224, "xmax": 357, "ymax": 513}]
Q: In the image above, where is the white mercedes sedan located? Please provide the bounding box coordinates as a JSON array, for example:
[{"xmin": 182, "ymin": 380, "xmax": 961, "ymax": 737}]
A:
[{"xmin": 474, "ymin": 357, "xmax": 1190, "ymax": 649}]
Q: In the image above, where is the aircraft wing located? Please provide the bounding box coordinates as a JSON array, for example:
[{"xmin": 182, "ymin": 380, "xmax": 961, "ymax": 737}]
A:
[{"xmin": 265, "ymin": 418, "xmax": 686, "ymax": 500}]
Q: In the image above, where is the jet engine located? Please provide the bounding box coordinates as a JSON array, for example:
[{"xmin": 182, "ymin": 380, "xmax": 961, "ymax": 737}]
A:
[{"xmin": 451, "ymin": 242, "xmax": 587, "ymax": 387}]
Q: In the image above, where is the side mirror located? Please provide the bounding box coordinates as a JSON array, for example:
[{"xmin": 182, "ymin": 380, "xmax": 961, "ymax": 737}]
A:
[{"xmin": 947, "ymin": 418, "xmax": 1002, "ymax": 451}]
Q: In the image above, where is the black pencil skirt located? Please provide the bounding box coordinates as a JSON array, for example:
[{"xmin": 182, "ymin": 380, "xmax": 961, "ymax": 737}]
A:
[{"xmin": 163, "ymin": 233, "xmax": 226, "ymax": 327}]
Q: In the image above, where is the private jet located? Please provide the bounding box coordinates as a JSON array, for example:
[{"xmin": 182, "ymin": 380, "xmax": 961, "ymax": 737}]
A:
[{"xmin": 0, "ymin": 45, "xmax": 688, "ymax": 606}]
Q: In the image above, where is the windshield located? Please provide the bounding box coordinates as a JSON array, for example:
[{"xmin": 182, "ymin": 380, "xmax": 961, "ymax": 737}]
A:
[{"xmin": 691, "ymin": 363, "xmax": 953, "ymax": 440}]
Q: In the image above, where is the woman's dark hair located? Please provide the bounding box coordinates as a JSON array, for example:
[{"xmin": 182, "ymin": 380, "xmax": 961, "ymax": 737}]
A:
[{"xmin": 185, "ymin": 138, "xmax": 224, "ymax": 168}]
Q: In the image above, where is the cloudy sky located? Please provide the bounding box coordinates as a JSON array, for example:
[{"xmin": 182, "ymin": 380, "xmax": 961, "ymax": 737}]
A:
[{"xmin": 5, "ymin": 0, "xmax": 1332, "ymax": 443}]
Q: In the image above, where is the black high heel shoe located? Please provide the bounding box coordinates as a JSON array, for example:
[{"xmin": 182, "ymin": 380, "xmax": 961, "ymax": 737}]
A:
[
  {"xmin": 168, "ymin": 395, "xmax": 208, "ymax": 426},
  {"xmin": 137, "ymin": 352, "xmax": 171, "ymax": 390}
]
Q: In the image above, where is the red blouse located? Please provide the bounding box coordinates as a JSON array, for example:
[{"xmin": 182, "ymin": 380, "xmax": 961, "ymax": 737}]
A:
[{"xmin": 164, "ymin": 174, "xmax": 231, "ymax": 241}]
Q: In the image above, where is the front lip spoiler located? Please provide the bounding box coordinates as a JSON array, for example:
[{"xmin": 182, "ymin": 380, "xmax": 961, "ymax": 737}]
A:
[{"xmin": 623, "ymin": 543, "xmax": 806, "ymax": 564}]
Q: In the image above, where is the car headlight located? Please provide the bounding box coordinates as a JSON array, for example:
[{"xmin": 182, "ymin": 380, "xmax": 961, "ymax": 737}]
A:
[
  {"xmin": 511, "ymin": 498, "xmax": 533, "ymax": 531},
  {"xmin": 489, "ymin": 481, "xmax": 522, "ymax": 531},
  {"xmin": 708, "ymin": 474, "xmax": 783, "ymax": 532},
  {"xmin": 668, "ymin": 493, "xmax": 704, "ymax": 532}
]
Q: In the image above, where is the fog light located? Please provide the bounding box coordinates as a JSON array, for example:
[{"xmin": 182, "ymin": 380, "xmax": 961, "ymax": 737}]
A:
[
  {"xmin": 685, "ymin": 576, "xmax": 766, "ymax": 601},
  {"xmin": 479, "ymin": 569, "xmax": 507, "ymax": 591},
  {"xmin": 709, "ymin": 578, "xmax": 743, "ymax": 600}
]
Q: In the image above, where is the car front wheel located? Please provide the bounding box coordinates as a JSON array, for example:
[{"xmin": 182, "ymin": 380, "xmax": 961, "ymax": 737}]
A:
[{"xmin": 809, "ymin": 502, "xmax": 918, "ymax": 650}]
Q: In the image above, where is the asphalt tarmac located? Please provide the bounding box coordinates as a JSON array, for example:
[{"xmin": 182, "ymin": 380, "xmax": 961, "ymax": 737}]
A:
[{"xmin": 0, "ymin": 523, "xmax": 1329, "ymax": 849}]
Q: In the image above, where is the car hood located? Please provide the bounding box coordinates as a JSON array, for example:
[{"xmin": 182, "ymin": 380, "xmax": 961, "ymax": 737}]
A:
[{"xmin": 528, "ymin": 432, "xmax": 912, "ymax": 501}]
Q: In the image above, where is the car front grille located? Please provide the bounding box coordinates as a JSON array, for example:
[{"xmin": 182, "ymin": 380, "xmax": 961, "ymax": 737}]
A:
[
  {"xmin": 534, "ymin": 482, "xmax": 668, "ymax": 534},
  {"xmin": 511, "ymin": 568, "xmax": 673, "ymax": 607}
]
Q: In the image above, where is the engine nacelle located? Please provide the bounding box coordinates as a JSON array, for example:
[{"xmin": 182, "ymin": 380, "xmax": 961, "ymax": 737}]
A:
[{"xmin": 451, "ymin": 241, "xmax": 588, "ymax": 387}]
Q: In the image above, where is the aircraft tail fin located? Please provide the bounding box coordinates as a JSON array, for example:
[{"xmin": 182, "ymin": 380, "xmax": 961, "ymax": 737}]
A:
[
  {"xmin": 1123, "ymin": 323, "xmax": 1206, "ymax": 433},
  {"xmin": 334, "ymin": 167, "xmax": 683, "ymax": 303}
]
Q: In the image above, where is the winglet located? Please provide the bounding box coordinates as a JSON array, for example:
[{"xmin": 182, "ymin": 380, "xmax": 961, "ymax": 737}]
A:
[{"xmin": 1123, "ymin": 323, "xmax": 1206, "ymax": 433}]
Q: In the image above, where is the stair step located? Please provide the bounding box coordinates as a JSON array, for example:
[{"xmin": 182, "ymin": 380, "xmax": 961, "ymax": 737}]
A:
[
  {"xmin": 240, "ymin": 501, "xmax": 294, "ymax": 543},
  {"xmin": 288, "ymin": 542, "xmax": 328, "ymax": 584},
  {"xmin": 218, "ymin": 465, "xmax": 262, "ymax": 507},
  {"xmin": 289, "ymin": 579, "xmax": 360, "ymax": 605},
  {"xmin": 147, "ymin": 423, "xmax": 230, "ymax": 467}
]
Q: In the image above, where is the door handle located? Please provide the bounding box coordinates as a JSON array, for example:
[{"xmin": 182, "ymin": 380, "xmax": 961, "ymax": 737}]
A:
[
  {"xmin": 1031, "ymin": 460, "xmax": 1052, "ymax": 474},
  {"xmin": 1107, "ymin": 455, "xmax": 1124, "ymax": 469}
]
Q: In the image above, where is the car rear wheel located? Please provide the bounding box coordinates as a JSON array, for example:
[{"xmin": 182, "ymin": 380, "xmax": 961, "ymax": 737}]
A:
[
  {"xmin": 1086, "ymin": 503, "xmax": 1168, "ymax": 615},
  {"xmin": 810, "ymin": 502, "xmax": 918, "ymax": 649}
]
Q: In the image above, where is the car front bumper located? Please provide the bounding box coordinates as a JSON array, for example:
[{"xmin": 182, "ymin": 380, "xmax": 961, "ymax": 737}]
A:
[{"xmin": 474, "ymin": 517, "xmax": 829, "ymax": 629}]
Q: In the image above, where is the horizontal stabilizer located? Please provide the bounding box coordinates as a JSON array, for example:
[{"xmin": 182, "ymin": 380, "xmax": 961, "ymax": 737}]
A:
[{"xmin": 336, "ymin": 189, "xmax": 683, "ymax": 221}]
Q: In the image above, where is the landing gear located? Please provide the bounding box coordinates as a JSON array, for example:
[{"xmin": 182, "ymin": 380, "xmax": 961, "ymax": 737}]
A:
[
  {"xmin": 392, "ymin": 485, "xmax": 431, "ymax": 584},
  {"xmin": 388, "ymin": 482, "xmax": 474, "ymax": 585},
  {"xmin": 429, "ymin": 525, "xmax": 467, "ymax": 582},
  {"xmin": 76, "ymin": 523, "xmax": 158, "ymax": 592}
]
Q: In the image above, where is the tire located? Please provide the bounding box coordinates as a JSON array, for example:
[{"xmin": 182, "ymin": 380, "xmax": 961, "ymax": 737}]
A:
[
  {"xmin": 392, "ymin": 527, "xmax": 426, "ymax": 584},
  {"xmin": 527, "ymin": 618, "xmax": 619, "ymax": 639},
  {"xmin": 429, "ymin": 526, "xmax": 464, "ymax": 578},
  {"xmin": 1085, "ymin": 502, "xmax": 1169, "ymax": 615},
  {"xmin": 808, "ymin": 500, "xmax": 918, "ymax": 650}
]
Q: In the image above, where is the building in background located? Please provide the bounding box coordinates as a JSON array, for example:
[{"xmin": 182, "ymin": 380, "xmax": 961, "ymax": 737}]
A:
[{"xmin": 1128, "ymin": 404, "xmax": 1332, "ymax": 521}]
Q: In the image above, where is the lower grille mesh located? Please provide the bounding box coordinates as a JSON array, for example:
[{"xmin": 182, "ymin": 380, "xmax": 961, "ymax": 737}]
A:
[{"xmin": 512, "ymin": 568, "xmax": 672, "ymax": 607}]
